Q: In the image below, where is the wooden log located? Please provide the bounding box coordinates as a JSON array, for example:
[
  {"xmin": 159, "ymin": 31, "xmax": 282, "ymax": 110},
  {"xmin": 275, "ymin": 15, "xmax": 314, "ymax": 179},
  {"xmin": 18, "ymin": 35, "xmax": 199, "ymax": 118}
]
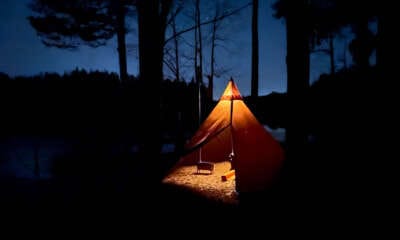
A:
[{"xmin": 221, "ymin": 169, "xmax": 235, "ymax": 181}]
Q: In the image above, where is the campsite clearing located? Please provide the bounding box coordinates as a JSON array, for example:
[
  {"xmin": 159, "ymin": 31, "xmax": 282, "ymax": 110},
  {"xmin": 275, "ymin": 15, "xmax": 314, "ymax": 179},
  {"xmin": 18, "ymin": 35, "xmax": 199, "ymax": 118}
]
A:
[{"xmin": 162, "ymin": 161, "xmax": 238, "ymax": 205}]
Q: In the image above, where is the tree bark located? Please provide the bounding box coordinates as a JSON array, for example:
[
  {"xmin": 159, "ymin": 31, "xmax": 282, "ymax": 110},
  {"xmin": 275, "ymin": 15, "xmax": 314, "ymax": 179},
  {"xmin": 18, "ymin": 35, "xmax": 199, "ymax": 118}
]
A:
[
  {"xmin": 285, "ymin": 0, "xmax": 310, "ymax": 171},
  {"xmin": 194, "ymin": 6, "xmax": 199, "ymax": 126},
  {"xmin": 329, "ymin": 33, "xmax": 335, "ymax": 74},
  {"xmin": 251, "ymin": 0, "xmax": 259, "ymax": 98},
  {"xmin": 137, "ymin": 0, "xmax": 171, "ymax": 175},
  {"xmin": 209, "ymin": 15, "xmax": 217, "ymax": 102},
  {"xmin": 116, "ymin": 0, "xmax": 128, "ymax": 83},
  {"xmin": 196, "ymin": 0, "xmax": 204, "ymax": 124},
  {"xmin": 194, "ymin": 0, "xmax": 203, "ymax": 126},
  {"xmin": 196, "ymin": 0, "xmax": 203, "ymax": 88},
  {"xmin": 376, "ymin": 10, "xmax": 384, "ymax": 74},
  {"xmin": 349, "ymin": 20, "xmax": 374, "ymax": 70},
  {"xmin": 34, "ymin": 141, "xmax": 40, "ymax": 178},
  {"xmin": 172, "ymin": 16, "xmax": 180, "ymax": 82}
]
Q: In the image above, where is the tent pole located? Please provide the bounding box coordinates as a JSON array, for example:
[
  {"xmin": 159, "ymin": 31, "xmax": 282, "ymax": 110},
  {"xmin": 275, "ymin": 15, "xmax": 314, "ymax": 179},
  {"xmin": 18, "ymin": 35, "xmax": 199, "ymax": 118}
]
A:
[
  {"xmin": 198, "ymin": 70, "xmax": 202, "ymax": 127},
  {"xmin": 199, "ymin": 147, "xmax": 202, "ymax": 163},
  {"xmin": 230, "ymin": 95, "xmax": 234, "ymax": 154},
  {"xmin": 229, "ymin": 79, "xmax": 235, "ymax": 169}
]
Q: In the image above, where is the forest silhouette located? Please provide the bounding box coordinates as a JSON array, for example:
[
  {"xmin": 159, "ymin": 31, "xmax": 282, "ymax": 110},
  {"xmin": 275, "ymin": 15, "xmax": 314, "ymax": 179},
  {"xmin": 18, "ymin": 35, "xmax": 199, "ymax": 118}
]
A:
[{"xmin": 0, "ymin": 0, "xmax": 385, "ymax": 230}]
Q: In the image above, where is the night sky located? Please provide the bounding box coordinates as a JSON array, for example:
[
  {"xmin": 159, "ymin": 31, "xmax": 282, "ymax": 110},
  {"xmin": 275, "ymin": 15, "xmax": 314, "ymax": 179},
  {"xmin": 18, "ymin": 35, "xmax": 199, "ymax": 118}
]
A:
[{"xmin": 0, "ymin": 0, "xmax": 348, "ymax": 99}]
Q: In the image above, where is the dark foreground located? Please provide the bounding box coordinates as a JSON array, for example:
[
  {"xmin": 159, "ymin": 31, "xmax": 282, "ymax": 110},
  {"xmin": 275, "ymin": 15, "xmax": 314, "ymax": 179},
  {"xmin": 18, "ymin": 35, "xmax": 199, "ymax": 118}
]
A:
[
  {"xmin": 0, "ymin": 134, "xmax": 387, "ymax": 235},
  {"xmin": 0, "ymin": 164, "xmax": 383, "ymax": 236}
]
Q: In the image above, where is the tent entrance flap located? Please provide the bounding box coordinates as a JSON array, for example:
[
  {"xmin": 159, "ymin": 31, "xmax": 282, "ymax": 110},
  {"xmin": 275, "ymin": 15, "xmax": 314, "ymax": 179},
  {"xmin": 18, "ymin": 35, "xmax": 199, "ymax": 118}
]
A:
[{"xmin": 186, "ymin": 124, "xmax": 230, "ymax": 153}]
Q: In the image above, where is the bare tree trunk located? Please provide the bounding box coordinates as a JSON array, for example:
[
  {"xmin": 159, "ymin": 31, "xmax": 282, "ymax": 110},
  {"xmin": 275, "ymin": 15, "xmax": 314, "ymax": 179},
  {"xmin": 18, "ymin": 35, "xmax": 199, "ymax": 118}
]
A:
[
  {"xmin": 376, "ymin": 10, "xmax": 384, "ymax": 73},
  {"xmin": 137, "ymin": 0, "xmax": 160, "ymax": 159},
  {"xmin": 172, "ymin": 16, "xmax": 180, "ymax": 81},
  {"xmin": 329, "ymin": 33, "xmax": 335, "ymax": 74},
  {"xmin": 209, "ymin": 15, "xmax": 217, "ymax": 101},
  {"xmin": 343, "ymin": 39, "xmax": 347, "ymax": 69},
  {"xmin": 196, "ymin": 0, "xmax": 204, "ymax": 124},
  {"xmin": 251, "ymin": 0, "xmax": 259, "ymax": 98},
  {"xmin": 116, "ymin": 0, "xmax": 128, "ymax": 83},
  {"xmin": 196, "ymin": 0, "xmax": 203, "ymax": 86},
  {"xmin": 194, "ymin": 7, "xmax": 199, "ymax": 126},
  {"xmin": 349, "ymin": 20, "xmax": 374, "ymax": 70},
  {"xmin": 137, "ymin": 0, "xmax": 172, "ymax": 176},
  {"xmin": 285, "ymin": 0, "xmax": 310, "ymax": 173},
  {"xmin": 194, "ymin": 17, "xmax": 198, "ymax": 78},
  {"xmin": 197, "ymin": 68, "xmax": 202, "ymax": 126},
  {"xmin": 194, "ymin": 0, "xmax": 202, "ymax": 126},
  {"xmin": 34, "ymin": 141, "xmax": 40, "ymax": 178}
]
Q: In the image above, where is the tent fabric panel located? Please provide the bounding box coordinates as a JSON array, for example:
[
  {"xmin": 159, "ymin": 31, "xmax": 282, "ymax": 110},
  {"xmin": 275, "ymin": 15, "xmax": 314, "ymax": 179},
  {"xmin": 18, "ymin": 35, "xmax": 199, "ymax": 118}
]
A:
[{"xmin": 232, "ymin": 100, "xmax": 285, "ymax": 192}]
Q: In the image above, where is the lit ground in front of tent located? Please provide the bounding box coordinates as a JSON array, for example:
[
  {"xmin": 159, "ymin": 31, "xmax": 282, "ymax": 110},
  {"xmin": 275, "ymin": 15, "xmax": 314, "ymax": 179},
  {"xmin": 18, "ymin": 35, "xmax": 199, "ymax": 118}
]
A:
[{"xmin": 162, "ymin": 161, "xmax": 238, "ymax": 205}]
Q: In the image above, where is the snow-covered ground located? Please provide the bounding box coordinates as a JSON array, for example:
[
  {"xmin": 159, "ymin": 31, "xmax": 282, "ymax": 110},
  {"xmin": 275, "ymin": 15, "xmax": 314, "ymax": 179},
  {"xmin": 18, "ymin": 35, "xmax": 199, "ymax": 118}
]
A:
[{"xmin": 265, "ymin": 125, "xmax": 286, "ymax": 143}]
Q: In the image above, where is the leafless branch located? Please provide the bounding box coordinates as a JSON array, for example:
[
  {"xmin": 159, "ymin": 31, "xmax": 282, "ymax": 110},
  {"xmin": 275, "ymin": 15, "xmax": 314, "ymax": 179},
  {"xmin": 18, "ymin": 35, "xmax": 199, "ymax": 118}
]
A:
[
  {"xmin": 164, "ymin": 2, "xmax": 251, "ymax": 45},
  {"xmin": 163, "ymin": 58, "xmax": 177, "ymax": 74}
]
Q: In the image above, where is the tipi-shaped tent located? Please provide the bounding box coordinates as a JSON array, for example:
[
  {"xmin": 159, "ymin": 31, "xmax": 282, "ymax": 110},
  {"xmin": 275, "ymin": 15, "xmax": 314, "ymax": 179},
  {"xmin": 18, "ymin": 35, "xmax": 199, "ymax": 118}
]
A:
[{"xmin": 166, "ymin": 78, "xmax": 284, "ymax": 194}]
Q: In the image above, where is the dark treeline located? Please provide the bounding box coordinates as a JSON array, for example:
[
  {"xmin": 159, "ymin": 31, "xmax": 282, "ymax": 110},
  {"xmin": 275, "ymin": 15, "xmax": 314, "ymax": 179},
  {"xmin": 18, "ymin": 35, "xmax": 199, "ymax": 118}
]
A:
[
  {"xmin": 0, "ymin": 0, "xmax": 388, "ymax": 227},
  {"xmin": 0, "ymin": 64, "xmax": 380, "ymax": 157},
  {"xmin": 1, "ymin": 65, "xmax": 377, "ymax": 142},
  {"xmin": 0, "ymin": 69, "xmax": 214, "ymax": 199},
  {"xmin": 245, "ymin": 64, "xmax": 381, "ymax": 221},
  {"xmin": 247, "ymin": 65, "xmax": 379, "ymax": 135},
  {"xmin": 0, "ymin": 69, "xmax": 211, "ymax": 144}
]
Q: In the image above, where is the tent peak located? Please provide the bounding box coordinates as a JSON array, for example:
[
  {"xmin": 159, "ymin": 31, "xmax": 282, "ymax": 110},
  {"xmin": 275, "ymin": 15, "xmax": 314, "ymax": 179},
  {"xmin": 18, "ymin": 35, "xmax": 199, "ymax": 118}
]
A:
[{"xmin": 220, "ymin": 78, "xmax": 242, "ymax": 100}]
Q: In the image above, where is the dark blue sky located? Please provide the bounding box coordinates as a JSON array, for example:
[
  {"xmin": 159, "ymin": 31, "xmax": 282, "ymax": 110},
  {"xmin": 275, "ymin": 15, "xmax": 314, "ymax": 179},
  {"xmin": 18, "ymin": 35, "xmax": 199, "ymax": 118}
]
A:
[{"xmin": 0, "ymin": 0, "xmax": 345, "ymax": 99}]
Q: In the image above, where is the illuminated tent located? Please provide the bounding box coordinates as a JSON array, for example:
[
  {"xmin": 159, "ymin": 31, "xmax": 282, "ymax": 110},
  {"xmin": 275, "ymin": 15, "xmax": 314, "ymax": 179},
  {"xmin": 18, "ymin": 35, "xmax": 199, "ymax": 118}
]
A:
[{"xmin": 167, "ymin": 78, "xmax": 284, "ymax": 194}]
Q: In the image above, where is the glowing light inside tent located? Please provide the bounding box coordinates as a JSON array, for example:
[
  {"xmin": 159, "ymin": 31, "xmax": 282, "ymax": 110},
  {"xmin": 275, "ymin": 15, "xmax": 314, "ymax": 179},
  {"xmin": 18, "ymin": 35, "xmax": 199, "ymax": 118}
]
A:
[{"xmin": 219, "ymin": 80, "xmax": 242, "ymax": 101}]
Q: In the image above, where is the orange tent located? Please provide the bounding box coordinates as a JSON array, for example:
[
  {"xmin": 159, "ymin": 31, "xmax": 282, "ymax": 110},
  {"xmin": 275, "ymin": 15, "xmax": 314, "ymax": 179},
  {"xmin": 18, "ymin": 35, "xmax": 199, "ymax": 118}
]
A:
[{"xmin": 168, "ymin": 78, "xmax": 284, "ymax": 193}]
